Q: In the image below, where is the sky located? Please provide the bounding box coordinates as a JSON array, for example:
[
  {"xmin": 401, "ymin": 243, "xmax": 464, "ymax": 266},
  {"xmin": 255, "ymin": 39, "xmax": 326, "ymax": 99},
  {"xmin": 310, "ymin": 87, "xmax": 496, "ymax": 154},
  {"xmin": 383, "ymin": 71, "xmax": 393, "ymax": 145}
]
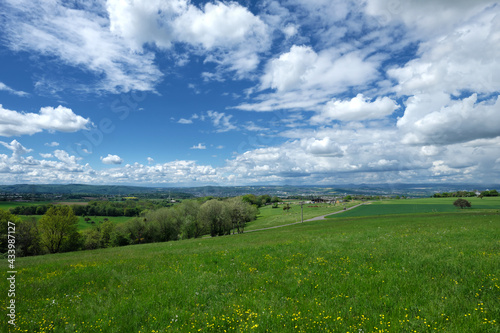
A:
[{"xmin": 0, "ymin": 0, "xmax": 499, "ymax": 186}]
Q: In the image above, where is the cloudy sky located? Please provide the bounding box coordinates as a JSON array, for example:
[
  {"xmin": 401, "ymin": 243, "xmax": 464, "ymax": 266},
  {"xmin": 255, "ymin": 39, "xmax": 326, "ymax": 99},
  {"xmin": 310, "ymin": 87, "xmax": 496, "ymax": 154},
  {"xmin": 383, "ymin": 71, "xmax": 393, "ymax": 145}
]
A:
[{"xmin": 0, "ymin": 0, "xmax": 499, "ymax": 186}]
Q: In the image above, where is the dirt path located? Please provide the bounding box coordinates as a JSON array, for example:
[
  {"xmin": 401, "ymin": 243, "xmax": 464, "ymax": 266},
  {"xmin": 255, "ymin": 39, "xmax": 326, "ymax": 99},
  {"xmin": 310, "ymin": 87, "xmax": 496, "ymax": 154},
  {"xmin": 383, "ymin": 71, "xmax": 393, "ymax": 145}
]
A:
[{"xmin": 244, "ymin": 202, "xmax": 368, "ymax": 233}]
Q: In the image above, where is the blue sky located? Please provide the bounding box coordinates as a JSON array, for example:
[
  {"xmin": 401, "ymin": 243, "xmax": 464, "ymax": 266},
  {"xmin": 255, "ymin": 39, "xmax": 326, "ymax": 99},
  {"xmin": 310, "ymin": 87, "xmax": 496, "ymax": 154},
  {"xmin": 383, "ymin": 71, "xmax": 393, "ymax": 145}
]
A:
[{"xmin": 0, "ymin": 0, "xmax": 499, "ymax": 186}]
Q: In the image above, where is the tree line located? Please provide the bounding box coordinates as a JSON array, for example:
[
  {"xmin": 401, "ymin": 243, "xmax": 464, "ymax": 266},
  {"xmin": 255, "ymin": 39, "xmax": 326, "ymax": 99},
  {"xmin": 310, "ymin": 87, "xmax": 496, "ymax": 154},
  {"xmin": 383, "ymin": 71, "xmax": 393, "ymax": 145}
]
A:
[
  {"xmin": 9, "ymin": 199, "xmax": 175, "ymax": 217},
  {"xmin": 432, "ymin": 190, "xmax": 498, "ymax": 198},
  {"xmin": 0, "ymin": 197, "xmax": 258, "ymax": 257}
]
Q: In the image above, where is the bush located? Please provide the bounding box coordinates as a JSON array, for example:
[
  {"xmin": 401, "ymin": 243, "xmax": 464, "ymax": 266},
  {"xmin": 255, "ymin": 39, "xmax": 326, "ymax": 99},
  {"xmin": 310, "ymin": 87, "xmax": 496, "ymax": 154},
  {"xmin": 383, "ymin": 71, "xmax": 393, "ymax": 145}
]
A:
[{"xmin": 453, "ymin": 199, "xmax": 471, "ymax": 209}]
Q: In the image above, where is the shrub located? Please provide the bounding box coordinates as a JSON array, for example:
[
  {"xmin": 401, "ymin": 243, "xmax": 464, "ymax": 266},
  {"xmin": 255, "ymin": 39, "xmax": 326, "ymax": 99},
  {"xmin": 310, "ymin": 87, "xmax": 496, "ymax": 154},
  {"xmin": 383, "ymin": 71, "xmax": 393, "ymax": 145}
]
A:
[{"xmin": 453, "ymin": 199, "xmax": 471, "ymax": 209}]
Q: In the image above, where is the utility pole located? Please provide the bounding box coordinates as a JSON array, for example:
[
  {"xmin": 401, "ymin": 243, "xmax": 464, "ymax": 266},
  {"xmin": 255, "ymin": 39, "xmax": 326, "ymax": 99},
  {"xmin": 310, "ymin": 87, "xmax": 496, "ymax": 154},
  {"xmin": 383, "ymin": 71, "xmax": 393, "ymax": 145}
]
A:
[{"xmin": 301, "ymin": 201, "xmax": 303, "ymax": 223}]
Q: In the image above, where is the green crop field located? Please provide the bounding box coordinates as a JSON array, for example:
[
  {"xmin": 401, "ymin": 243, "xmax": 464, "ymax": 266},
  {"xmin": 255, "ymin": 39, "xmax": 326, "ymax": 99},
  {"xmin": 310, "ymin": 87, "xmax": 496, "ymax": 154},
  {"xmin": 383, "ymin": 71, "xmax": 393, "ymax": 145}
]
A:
[
  {"xmin": 0, "ymin": 201, "xmax": 52, "ymax": 210},
  {"xmin": 245, "ymin": 201, "xmax": 361, "ymax": 231},
  {"xmin": 326, "ymin": 197, "xmax": 500, "ymax": 219},
  {"xmin": 2, "ymin": 200, "xmax": 499, "ymax": 332}
]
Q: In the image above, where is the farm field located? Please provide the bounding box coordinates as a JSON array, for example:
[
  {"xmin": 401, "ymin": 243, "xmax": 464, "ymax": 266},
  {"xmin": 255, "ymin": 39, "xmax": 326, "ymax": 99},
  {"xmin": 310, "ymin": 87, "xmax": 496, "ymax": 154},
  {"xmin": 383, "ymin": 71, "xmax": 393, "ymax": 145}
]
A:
[
  {"xmin": 245, "ymin": 200, "xmax": 361, "ymax": 231},
  {"xmin": 2, "ymin": 206, "xmax": 499, "ymax": 332},
  {"xmin": 326, "ymin": 197, "xmax": 500, "ymax": 219},
  {"xmin": 0, "ymin": 201, "xmax": 52, "ymax": 210}
]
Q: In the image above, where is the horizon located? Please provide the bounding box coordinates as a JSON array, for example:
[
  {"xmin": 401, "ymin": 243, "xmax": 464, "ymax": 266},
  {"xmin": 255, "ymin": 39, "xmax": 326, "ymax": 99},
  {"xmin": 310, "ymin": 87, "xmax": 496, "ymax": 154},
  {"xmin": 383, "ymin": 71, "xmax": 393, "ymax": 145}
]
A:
[{"xmin": 0, "ymin": 1, "xmax": 499, "ymax": 186}]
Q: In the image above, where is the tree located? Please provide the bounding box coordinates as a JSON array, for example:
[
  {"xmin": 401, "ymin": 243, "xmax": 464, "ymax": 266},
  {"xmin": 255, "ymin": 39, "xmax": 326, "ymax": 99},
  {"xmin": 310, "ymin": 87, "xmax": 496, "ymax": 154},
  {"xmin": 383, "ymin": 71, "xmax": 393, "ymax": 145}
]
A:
[
  {"xmin": 241, "ymin": 194, "xmax": 258, "ymax": 206},
  {"xmin": 453, "ymin": 199, "xmax": 471, "ymax": 209},
  {"xmin": 226, "ymin": 198, "xmax": 258, "ymax": 234},
  {"xmin": 198, "ymin": 199, "xmax": 231, "ymax": 237},
  {"xmin": 175, "ymin": 200, "xmax": 203, "ymax": 239},
  {"xmin": 16, "ymin": 218, "xmax": 42, "ymax": 256},
  {"xmin": 0, "ymin": 209, "xmax": 21, "ymax": 254},
  {"xmin": 100, "ymin": 220, "xmax": 115, "ymax": 248},
  {"xmin": 38, "ymin": 206, "xmax": 79, "ymax": 253},
  {"xmin": 271, "ymin": 196, "xmax": 281, "ymax": 203},
  {"xmin": 81, "ymin": 228, "xmax": 101, "ymax": 250}
]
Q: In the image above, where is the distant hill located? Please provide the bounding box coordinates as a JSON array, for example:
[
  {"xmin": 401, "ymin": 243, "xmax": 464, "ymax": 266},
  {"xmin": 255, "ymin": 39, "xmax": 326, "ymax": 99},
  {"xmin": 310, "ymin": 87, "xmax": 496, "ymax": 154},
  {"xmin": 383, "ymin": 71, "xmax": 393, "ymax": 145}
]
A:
[
  {"xmin": 0, "ymin": 183, "xmax": 497, "ymax": 198},
  {"xmin": 0, "ymin": 184, "xmax": 173, "ymax": 195}
]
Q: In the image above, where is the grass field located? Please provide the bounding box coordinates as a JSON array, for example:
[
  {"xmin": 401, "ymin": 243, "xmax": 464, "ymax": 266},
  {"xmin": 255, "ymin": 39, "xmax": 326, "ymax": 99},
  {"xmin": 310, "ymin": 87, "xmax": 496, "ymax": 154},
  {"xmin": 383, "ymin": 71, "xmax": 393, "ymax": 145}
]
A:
[
  {"xmin": 326, "ymin": 197, "xmax": 500, "ymax": 219},
  {"xmin": 246, "ymin": 201, "xmax": 361, "ymax": 231},
  {"xmin": 0, "ymin": 201, "xmax": 52, "ymax": 210},
  {"xmin": 2, "ymin": 201, "xmax": 499, "ymax": 332}
]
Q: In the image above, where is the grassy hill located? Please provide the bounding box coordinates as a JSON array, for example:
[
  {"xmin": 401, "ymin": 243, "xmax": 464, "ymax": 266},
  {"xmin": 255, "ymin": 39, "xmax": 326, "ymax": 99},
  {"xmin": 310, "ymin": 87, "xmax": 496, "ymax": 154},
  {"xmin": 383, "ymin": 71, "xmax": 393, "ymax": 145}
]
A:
[{"xmin": 2, "ymin": 199, "xmax": 499, "ymax": 332}]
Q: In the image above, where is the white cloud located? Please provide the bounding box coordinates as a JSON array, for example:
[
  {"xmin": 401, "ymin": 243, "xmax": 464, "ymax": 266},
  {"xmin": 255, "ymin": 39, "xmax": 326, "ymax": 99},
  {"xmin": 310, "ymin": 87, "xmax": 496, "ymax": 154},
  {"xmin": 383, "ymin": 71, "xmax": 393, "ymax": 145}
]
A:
[
  {"xmin": 178, "ymin": 118, "xmax": 193, "ymax": 124},
  {"xmin": 0, "ymin": 82, "xmax": 28, "ymax": 97},
  {"xmin": 55, "ymin": 150, "xmax": 82, "ymax": 165},
  {"xmin": 3, "ymin": 0, "xmax": 163, "ymax": 93},
  {"xmin": 364, "ymin": 0, "xmax": 497, "ymax": 38},
  {"xmin": 147, "ymin": 157, "xmax": 154, "ymax": 164},
  {"xmin": 300, "ymin": 137, "xmax": 343, "ymax": 157},
  {"xmin": 0, "ymin": 140, "xmax": 33, "ymax": 160},
  {"xmin": 282, "ymin": 24, "xmax": 298, "ymax": 38},
  {"xmin": 237, "ymin": 45, "xmax": 380, "ymax": 112},
  {"xmin": 190, "ymin": 143, "xmax": 206, "ymax": 150},
  {"xmin": 243, "ymin": 121, "xmax": 269, "ymax": 132},
  {"xmin": 398, "ymin": 94, "xmax": 500, "ymax": 145},
  {"xmin": 310, "ymin": 94, "xmax": 398, "ymax": 123},
  {"xmin": 261, "ymin": 45, "xmax": 378, "ymax": 93},
  {"xmin": 101, "ymin": 154, "xmax": 123, "ymax": 165},
  {"xmin": 0, "ymin": 104, "xmax": 90, "ymax": 136},
  {"xmin": 107, "ymin": 0, "xmax": 270, "ymax": 78},
  {"xmin": 388, "ymin": 8, "xmax": 500, "ymax": 97},
  {"xmin": 207, "ymin": 111, "xmax": 237, "ymax": 132},
  {"xmin": 44, "ymin": 142, "xmax": 60, "ymax": 147},
  {"xmin": 39, "ymin": 153, "xmax": 53, "ymax": 159}
]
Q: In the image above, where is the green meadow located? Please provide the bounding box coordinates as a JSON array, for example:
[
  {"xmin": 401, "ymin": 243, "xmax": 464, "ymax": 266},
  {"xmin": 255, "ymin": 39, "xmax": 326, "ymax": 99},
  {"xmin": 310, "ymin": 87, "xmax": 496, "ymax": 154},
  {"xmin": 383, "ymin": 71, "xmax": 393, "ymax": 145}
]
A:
[
  {"xmin": 245, "ymin": 201, "xmax": 361, "ymax": 231},
  {"xmin": 326, "ymin": 197, "xmax": 500, "ymax": 219},
  {"xmin": 1, "ymin": 198, "xmax": 499, "ymax": 332},
  {"xmin": 0, "ymin": 201, "xmax": 52, "ymax": 211}
]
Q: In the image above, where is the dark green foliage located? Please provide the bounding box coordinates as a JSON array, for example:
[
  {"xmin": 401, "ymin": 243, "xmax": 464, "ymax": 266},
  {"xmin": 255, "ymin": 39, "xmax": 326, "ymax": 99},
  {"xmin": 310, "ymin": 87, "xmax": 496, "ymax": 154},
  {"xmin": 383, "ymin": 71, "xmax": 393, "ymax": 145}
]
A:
[
  {"xmin": 0, "ymin": 209, "xmax": 21, "ymax": 254},
  {"xmin": 481, "ymin": 189, "xmax": 499, "ymax": 197},
  {"xmin": 15, "ymin": 218, "xmax": 42, "ymax": 256},
  {"xmin": 453, "ymin": 198, "xmax": 472, "ymax": 209}
]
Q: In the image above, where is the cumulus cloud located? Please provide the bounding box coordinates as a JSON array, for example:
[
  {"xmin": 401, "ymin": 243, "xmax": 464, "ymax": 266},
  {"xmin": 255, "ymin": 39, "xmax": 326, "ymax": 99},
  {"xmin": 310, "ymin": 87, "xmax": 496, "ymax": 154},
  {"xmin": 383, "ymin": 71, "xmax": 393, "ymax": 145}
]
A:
[
  {"xmin": 44, "ymin": 142, "xmax": 60, "ymax": 147},
  {"xmin": 0, "ymin": 140, "xmax": 32, "ymax": 160},
  {"xmin": 300, "ymin": 137, "xmax": 343, "ymax": 157},
  {"xmin": 237, "ymin": 45, "xmax": 380, "ymax": 112},
  {"xmin": 190, "ymin": 143, "xmax": 206, "ymax": 150},
  {"xmin": 107, "ymin": 0, "xmax": 270, "ymax": 78},
  {"xmin": 261, "ymin": 45, "xmax": 378, "ymax": 93},
  {"xmin": 101, "ymin": 154, "xmax": 123, "ymax": 165},
  {"xmin": 364, "ymin": 0, "xmax": 497, "ymax": 38},
  {"xmin": 398, "ymin": 94, "xmax": 500, "ymax": 145},
  {"xmin": 310, "ymin": 94, "xmax": 399, "ymax": 123},
  {"xmin": 0, "ymin": 104, "xmax": 90, "ymax": 136},
  {"xmin": 388, "ymin": 9, "xmax": 500, "ymax": 96},
  {"xmin": 178, "ymin": 118, "xmax": 193, "ymax": 124}
]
